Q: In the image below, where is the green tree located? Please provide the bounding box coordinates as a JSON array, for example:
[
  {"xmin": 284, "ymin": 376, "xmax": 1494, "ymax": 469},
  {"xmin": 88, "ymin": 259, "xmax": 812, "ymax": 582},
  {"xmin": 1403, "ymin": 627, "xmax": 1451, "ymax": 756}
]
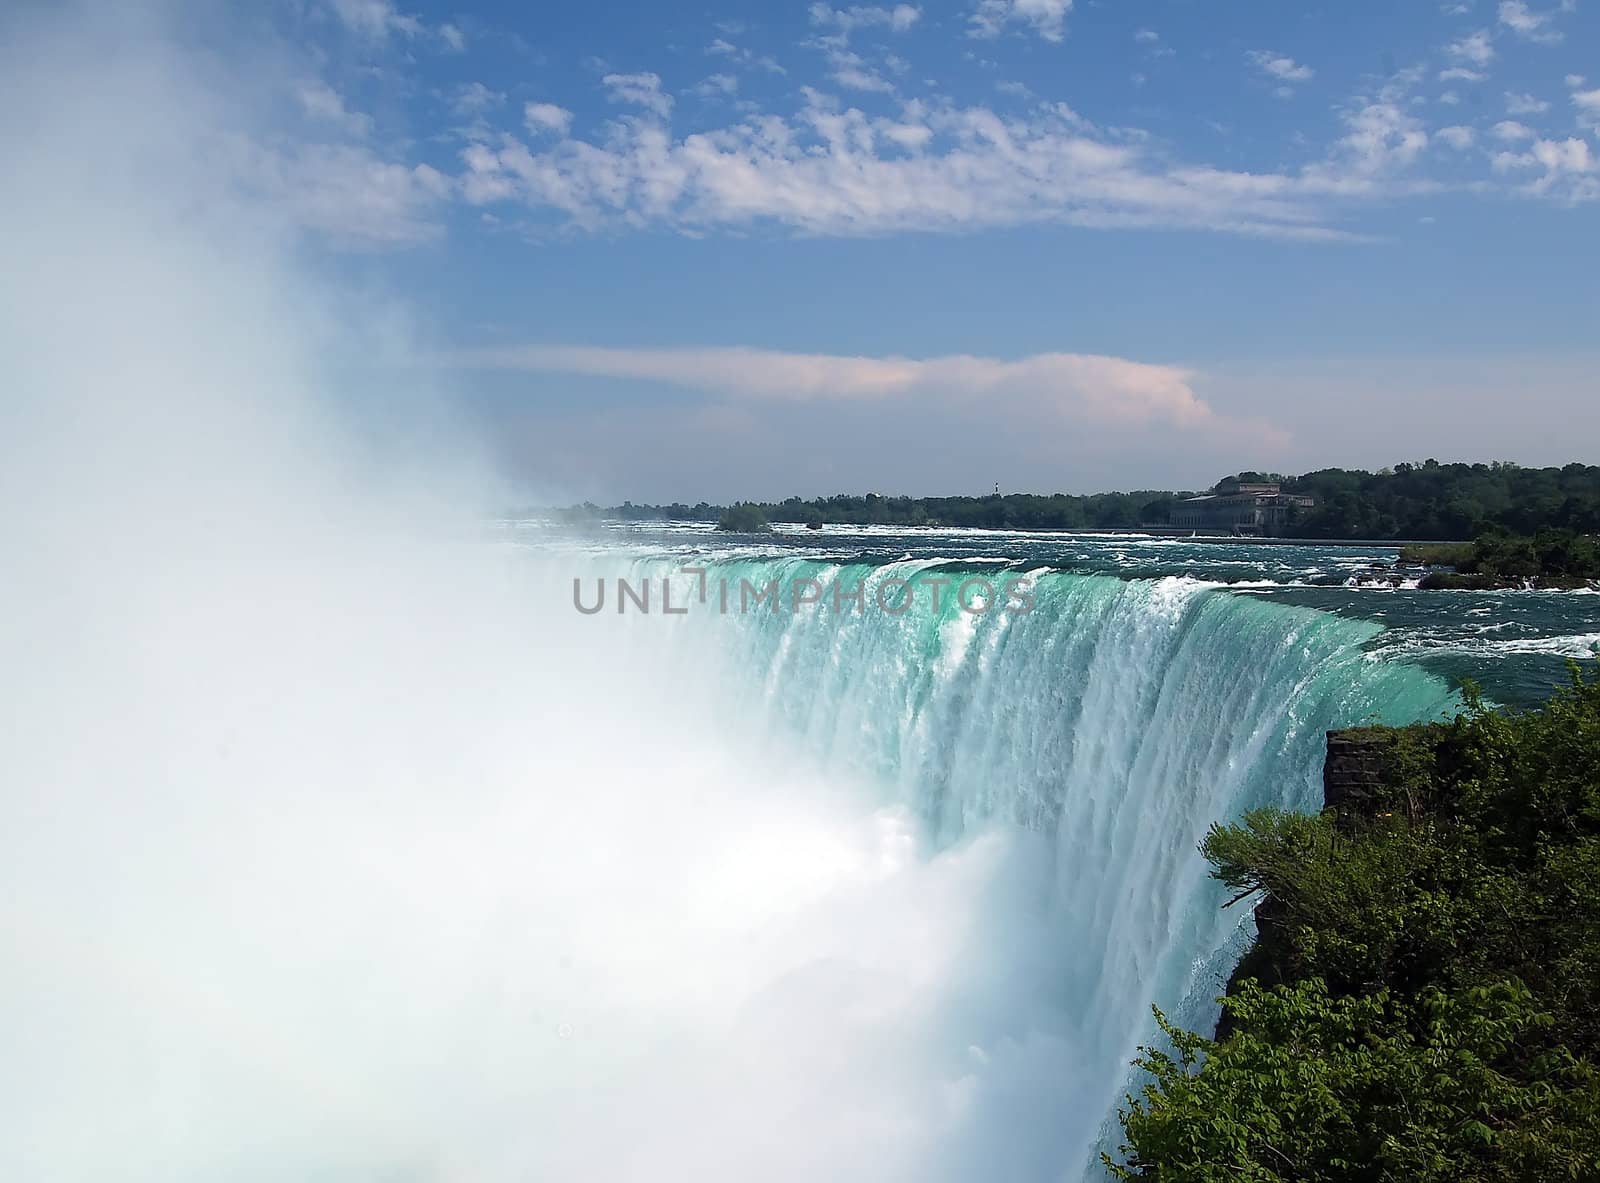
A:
[
  {"xmin": 716, "ymin": 502, "xmax": 771, "ymax": 533},
  {"xmin": 1111, "ymin": 665, "xmax": 1600, "ymax": 1181}
]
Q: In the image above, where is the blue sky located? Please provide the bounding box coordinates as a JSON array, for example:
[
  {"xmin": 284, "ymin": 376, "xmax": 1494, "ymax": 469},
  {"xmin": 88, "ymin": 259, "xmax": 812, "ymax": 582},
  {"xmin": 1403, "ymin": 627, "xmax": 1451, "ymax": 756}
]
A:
[{"xmin": 215, "ymin": 2, "xmax": 1598, "ymax": 497}]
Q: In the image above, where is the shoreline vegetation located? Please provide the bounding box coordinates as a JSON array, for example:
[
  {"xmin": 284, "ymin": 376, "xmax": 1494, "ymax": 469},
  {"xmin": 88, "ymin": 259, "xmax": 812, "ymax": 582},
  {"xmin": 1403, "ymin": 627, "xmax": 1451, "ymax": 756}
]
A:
[
  {"xmin": 534, "ymin": 460, "xmax": 1600, "ymax": 543},
  {"xmin": 1108, "ymin": 665, "xmax": 1600, "ymax": 1182},
  {"xmin": 1400, "ymin": 530, "xmax": 1600, "ymax": 591}
]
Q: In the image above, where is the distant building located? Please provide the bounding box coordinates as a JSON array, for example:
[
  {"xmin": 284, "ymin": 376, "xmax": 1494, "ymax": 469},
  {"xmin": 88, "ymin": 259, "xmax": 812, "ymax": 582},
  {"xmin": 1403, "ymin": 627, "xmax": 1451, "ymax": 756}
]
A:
[{"xmin": 1170, "ymin": 478, "xmax": 1316, "ymax": 536}]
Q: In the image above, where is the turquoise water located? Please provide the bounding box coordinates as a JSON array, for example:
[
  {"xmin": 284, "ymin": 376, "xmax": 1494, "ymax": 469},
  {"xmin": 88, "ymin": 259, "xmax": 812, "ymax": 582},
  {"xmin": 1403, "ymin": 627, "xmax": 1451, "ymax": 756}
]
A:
[
  {"xmin": 508, "ymin": 522, "xmax": 1562, "ymax": 1174},
  {"xmin": 537, "ymin": 520, "xmax": 1600, "ymax": 707}
]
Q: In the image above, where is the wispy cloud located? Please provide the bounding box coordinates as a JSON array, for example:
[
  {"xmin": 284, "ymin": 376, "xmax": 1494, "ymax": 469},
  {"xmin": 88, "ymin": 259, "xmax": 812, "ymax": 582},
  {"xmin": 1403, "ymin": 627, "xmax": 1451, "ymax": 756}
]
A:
[
  {"xmin": 1505, "ymin": 90, "xmax": 1550, "ymax": 115},
  {"xmin": 524, "ymin": 102, "xmax": 573, "ymax": 135},
  {"xmin": 602, "ymin": 72, "xmax": 673, "ymax": 119},
  {"xmin": 1492, "ymin": 119, "xmax": 1537, "ymax": 140},
  {"xmin": 272, "ymin": 0, "xmax": 1596, "ymax": 252},
  {"xmin": 1248, "ymin": 51, "xmax": 1314, "ymax": 85},
  {"xmin": 326, "ymin": 0, "xmax": 459, "ymax": 50},
  {"xmin": 296, "ymin": 81, "xmax": 372, "ymax": 137},
  {"xmin": 692, "ymin": 73, "xmax": 740, "ymax": 99},
  {"xmin": 1492, "ymin": 135, "xmax": 1597, "ymax": 201},
  {"xmin": 969, "ymin": 0, "xmax": 1073, "ymax": 43},
  {"xmin": 1445, "ymin": 28, "xmax": 1496, "ymax": 66},
  {"xmin": 450, "ymin": 82, "xmax": 504, "ymax": 117},
  {"xmin": 809, "ymin": 4, "xmax": 922, "ymax": 35},
  {"xmin": 1497, "ymin": 0, "xmax": 1563, "ymax": 43},
  {"xmin": 454, "ymin": 90, "xmax": 1399, "ymax": 240},
  {"xmin": 1573, "ymin": 87, "xmax": 1600, "ymax": 131},
  {"xmin": 706, "ymin": 38, "xmax": 786, "ymax": 75},
  {"xmin": 450, "ymin": 344, "xmax": 1240, "ymax": 431}
]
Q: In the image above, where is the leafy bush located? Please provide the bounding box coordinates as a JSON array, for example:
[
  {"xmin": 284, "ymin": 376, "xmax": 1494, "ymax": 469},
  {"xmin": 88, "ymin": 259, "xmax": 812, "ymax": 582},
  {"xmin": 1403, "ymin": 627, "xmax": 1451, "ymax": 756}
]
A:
[
  {"xmin": 1111, "ymin": 981, "xmax": 1600, "ymax": 1183},
  {"xmin": 1110, "ymin": 665, "xmax": 1600, "ymax": 1181}
]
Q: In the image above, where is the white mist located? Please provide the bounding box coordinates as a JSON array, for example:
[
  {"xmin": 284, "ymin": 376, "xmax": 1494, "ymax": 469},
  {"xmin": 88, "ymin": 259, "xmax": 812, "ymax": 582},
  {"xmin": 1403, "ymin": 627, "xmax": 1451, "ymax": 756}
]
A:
[{"xmin": 0, "ymin": 5, "xmax": 1096, "ymax": 1180}]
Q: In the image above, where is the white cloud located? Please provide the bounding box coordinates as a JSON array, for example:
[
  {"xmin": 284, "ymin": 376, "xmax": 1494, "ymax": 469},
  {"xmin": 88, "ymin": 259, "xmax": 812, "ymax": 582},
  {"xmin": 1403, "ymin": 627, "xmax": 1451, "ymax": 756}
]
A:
[
  {"xmin": 524, "ymin": 102, "xmax": 573, "ymax": 135},
  {"xmin": 1492, "ymin": 119, "xmax": 1537, "ymax": 140},
  {"xmin": 1438, "ymin": 67, "xmax": 1486, "ymax": 82},
  {"xmin": 295, "ymin": 81, "xmax": 372, "ymax": 137},
  {"xmin": 1248, "ymin": 51, "xmax": 1314, "ymax": 84},
  {"xmin": 693, "ymin": 74, "xmax": 740, "ymax": 98},
  {"xmin": 451, "ymin": 344, "xmax": 1231, "ymax": 431},
  {"xmin": 1505, "ymin": 90, "xmax": 1550, "ymax": 114},
  {"xmin": 1445, "ymin": 29, "xmax": 1496, "ymax": 66},
  {"xmin": 1440, "ymin": 90, "xmax": 1462, "ymax": 105},
  {"xmin": 1529, "ymin": 137, "xmax": 1592, "ymax": 176},
  {"xmin": 415, "ymin": 32, "xmax": 1597, "ymax": 242},
  {"xmin": 451, "ymin": 82, "xmax": 504, "ymax": 117},
  {"xmin": 328, "ymin": 0, "xmax": 422, "ymax": 41},
  {"xmin": 454, "ymin": 95, "xmax": 1374, "ymax": 240},
  {"xmin": 1567, "ymin": 75, "xmax": 1587, "ymax": 89},
  {"xmin": 828, "ymin": 51, "xmax": 895, "ymax": 92},
  {"xmin": 1497, "ymin": 0, "xmax": 1562, "ymax": 42},
  {"xmin": 1493, "ymin": 136, "xmax": 1597, "ymax": 201},
  {"xmin": 1316, "ymin": 101, "xmax": 1430, "ymax": 178},
  {"xmin": 327, "ymin": 0, "xmax": 463, "ymax": 52},
  {"xmin": 1574, "ymin": 88, "xmax": 1600, "ymax": 129},
  {"xmin": 706, "ymin": 39, "xmax": 787, "ymax": 75},
  {"xmin": 809, "ymin": 4, "xmax": 922, "ymax": 34},
  {"xmin": 969, "ymin": 0, "xmax": 1073, "ymax": 43},
  {"xmin": 1133, "ymin": 28, "xmax": 1173, "ymax": 58},
  {"xmin": 602, "ymin": 72, "xmax": 673, "ymax": 120}
]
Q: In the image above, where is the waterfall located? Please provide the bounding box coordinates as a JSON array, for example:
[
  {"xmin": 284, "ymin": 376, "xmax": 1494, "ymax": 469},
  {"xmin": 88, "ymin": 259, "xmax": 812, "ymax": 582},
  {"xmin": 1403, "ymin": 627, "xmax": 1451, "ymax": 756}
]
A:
[{"xmin": 577, "ymin": 553, "xmax": 1456, "ymax": 1174}]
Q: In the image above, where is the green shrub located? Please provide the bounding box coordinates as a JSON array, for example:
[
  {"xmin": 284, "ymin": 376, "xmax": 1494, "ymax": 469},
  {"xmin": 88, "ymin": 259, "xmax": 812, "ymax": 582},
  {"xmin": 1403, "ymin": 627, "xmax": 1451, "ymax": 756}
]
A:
[{"xmin": 1111, "ymin": 664, "xmax": 1600, "ymax": 1181}]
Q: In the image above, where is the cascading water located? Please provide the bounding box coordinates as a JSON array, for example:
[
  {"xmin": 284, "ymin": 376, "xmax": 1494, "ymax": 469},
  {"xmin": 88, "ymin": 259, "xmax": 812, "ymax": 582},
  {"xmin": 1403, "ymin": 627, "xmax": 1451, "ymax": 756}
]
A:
[{"xmin": 570, "ymin": 552, "xmax": 1458, "ymax": 1175}]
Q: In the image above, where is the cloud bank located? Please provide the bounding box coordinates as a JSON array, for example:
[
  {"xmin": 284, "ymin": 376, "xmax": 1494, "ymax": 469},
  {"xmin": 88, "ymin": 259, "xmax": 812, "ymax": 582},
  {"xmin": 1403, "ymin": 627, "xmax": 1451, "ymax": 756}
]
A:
[{"xmin": 455, "ymin": 344, "xmax": 1227, "ymax": 429}]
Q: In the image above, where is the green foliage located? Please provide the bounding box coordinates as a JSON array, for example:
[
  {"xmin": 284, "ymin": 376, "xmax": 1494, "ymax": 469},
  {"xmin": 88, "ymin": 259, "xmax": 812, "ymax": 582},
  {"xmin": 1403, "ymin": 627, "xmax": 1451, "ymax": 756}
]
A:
[
  {"xmin": 1288, "ymin": 462, "xmax": 1600, "ymax": 541},
  {"xmin": 1109, "ymin": 981, "xmax": 1600, "ymax": 1183},
  {"xmin": 1399, "ymin": 542, "xmax": 1476, "ymax": 566},
  {"xmin": 1112, "ymin": 664, "xmax": 1600, "ymax": 1181},
  {"xmin": 716, "ymin": 502, "xmax": 772, "ymax": 533}
]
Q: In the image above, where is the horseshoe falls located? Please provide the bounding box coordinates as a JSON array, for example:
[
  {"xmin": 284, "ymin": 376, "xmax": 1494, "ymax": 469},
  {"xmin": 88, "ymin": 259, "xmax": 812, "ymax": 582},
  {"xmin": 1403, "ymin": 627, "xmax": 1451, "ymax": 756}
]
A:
[
  {"xmin": 534, "ymin": 550, "xmax": 1460, "ymax": 1179},
  {"xmin": 6, "ymin": 505, "xmax": 1491, "ymax": 1183},
  {"xmin": 6, "ymin": 533, "xmax": 1474, "ymax": 1183}
]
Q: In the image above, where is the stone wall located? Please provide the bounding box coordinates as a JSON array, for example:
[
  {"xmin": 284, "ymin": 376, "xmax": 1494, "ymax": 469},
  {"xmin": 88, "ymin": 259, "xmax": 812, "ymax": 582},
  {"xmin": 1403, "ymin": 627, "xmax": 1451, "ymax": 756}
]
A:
[
  {"xmin": 1322, "ymin": 728, "xmax": 1402, "ymax": 815},
  {"xmin": 1217, "ymin": 725, "xmax": 1420, "ymax": 1038}
]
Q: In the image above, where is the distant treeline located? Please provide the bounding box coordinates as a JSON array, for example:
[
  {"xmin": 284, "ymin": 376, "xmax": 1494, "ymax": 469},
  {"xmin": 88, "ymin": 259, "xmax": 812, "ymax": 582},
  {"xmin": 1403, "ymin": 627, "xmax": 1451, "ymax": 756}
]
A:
[
  {"xmin": 1286, "ymin": 461, "xmax": 1600, "ymax": 540},
  {"xmin": 535, "ymin": 461, "xmax": 1600, "ymax": 541}
]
